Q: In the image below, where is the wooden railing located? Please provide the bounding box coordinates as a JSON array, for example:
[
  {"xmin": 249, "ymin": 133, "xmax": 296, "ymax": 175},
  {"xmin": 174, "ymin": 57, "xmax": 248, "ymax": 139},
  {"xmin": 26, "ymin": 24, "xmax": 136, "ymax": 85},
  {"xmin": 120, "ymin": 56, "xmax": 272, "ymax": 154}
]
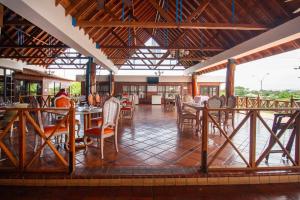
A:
[
  {"xmin": 19, "ymin": 95, "xmax": 54, "ymax": 108},
  {"xmin": 0, "ymin": 106, "xmax": 75, "ymax": 174},
  {"xmin": 201, "ymin": 107, "xmax": 300, "ymax": 173},
  {"xmin": 236, "ymin": 96, "xmax": 299, "ymax": 110}
]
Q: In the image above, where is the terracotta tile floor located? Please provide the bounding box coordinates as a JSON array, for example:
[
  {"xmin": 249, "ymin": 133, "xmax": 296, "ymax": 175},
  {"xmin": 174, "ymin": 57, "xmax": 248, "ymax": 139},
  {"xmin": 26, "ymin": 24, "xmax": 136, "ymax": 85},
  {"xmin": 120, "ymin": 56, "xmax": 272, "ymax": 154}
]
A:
[{"xmin": 0, "ymin": 105, "xmax": 295, "ymax": 174}]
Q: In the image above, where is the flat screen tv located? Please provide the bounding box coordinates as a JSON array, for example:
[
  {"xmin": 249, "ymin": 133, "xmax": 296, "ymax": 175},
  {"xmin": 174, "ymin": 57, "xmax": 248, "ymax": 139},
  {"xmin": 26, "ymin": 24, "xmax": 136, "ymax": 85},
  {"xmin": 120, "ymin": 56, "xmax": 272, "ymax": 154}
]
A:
[{"xmin": 147, "ymin": 77, "xmax": 159, "ymax": 84}]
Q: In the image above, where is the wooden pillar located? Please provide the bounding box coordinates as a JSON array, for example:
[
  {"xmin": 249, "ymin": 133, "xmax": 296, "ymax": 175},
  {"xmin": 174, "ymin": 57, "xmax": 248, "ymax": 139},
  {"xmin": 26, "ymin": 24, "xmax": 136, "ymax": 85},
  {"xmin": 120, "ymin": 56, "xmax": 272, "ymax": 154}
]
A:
[
  {"xmin": 90, "ymin": 63, "xmax": 97, "ymax": 94},
  {"xmin": 68, "ymin": 101, "xmax": 76, "ymax": 173},
  {"xmin": 201, "ymin": 102, "xmax": 208, "ymax": 173},
  {"xmin": 192, "ymin": 73, "xmax": 198, "ymax": 97},
  {"xmin": 295, "ymin": 112, "xmax": 300, "ymax": 165},
  {"xmin": 85, "ymin": 57, "xmax": 93, "ymax": 100},
  {"xmin": 225, "ymin": 59, "xmax": 236, "ymax": 97}
]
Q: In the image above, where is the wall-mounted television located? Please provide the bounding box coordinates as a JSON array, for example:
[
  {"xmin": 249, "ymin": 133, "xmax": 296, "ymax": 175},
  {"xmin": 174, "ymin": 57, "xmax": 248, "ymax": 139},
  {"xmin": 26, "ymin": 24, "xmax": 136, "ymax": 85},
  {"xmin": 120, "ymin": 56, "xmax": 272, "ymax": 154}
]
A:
[{"xmin": 147, "ymin": 77, "xmax": 159, "ymax": 84}]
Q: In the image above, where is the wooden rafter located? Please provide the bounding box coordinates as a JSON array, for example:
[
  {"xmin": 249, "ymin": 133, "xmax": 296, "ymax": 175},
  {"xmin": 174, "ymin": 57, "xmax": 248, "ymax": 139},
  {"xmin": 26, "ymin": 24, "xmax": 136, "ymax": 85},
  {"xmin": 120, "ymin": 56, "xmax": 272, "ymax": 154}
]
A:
[{"xmin": 76, "ymin": 20, "xmax": 268, "ymax": 30}]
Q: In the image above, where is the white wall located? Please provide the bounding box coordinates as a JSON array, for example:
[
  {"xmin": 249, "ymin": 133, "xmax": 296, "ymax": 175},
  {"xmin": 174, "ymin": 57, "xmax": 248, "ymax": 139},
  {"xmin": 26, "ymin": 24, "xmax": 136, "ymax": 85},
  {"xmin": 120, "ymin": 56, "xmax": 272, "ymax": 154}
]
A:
[
  {"xmin": 76, "ymin": 75, "xmax": 225, "ymax": 83},
  {"xmin": 76, "ymin": 75, "xmax": 191, "ymax": 82}
]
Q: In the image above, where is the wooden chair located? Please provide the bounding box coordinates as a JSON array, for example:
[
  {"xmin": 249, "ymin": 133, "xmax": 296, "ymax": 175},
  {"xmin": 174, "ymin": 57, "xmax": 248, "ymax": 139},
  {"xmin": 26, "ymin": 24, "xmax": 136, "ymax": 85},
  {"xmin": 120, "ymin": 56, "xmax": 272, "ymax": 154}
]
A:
[
  {"xmin": 88, "ymin": 94, "xmax": 95, "ymax": 106},
  {"xmin": 0, "ymin": 103, "xmax": 29, "ymax": 139},
  {"xmin": 95, "ymin": 93, "xmax": 101, "ymax": 107},
  {"xmin": 54, "ymin": 96, "xmax": 81, "ymax": 137},
  {"xmin": 206, "ymin": 96, "xmax": 223, "ymax": 133},
  {"xmin": 120, "ymin": 94, "xmax": 135, "ymax": 119},
  {"xmin": 34, "ymin": 104, "xmax": 69, "ymax": 156},
  {"xmin": 83, "ymin": 97, "xmax": 121, "ymax": 159},
  {"xmin": 224, "ymin": 95, "xmax": 236, "ymax": 128},
  {"xmin": 220, "ymin": 95, "xmax": 227, "ymax": 107},
  {"xmin": 175, "ymin": 95, "xmax": 197, "ymax": 132}
]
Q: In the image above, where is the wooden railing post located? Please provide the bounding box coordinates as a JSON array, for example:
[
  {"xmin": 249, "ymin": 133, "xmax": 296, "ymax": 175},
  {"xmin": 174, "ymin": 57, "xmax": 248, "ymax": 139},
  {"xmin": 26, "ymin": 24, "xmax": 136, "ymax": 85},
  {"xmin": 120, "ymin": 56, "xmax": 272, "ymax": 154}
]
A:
[
  {"xmin": 295, "ymin": 111, "xmax": 300, "ymax": 165},
  {"xmin": 68, "ymin": 101, "xmax": 76, "ymax": 174},
  {"xmin": 245, "ymin": 97, "xmax": 249, "ymax": 108},
  {"xmin": 18, "ymin": 110, "xmax": 26, "ymax": 172},
  {"xmin": 291, "ymin": 96, "xmax": 294, "ymax": 108},
  {"xmin": 249, "ymin": 110, "xmax": 257, "ymax": 168},
  {"xmin": 236, "ymin": 96, "xmax": 240, "ymax": 113},
  {"xmin": 201, "ymin": 103, "xmax": 208, "ymax": 173},
  {"xmin": 257, "ymin": 95, "xmax": 261, "ymax": 108}
]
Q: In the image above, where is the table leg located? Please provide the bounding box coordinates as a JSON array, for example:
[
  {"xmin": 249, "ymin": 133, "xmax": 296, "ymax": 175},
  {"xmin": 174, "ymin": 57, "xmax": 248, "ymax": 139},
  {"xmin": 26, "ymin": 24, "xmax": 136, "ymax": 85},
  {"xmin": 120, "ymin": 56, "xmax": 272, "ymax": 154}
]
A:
[
  {"xmin": 196, "ymin": 110, "xmax": 200, "ymax": 135},
  {"xmin": 83, "ymin": 114, "xmax": 88, "ymax": 131}
]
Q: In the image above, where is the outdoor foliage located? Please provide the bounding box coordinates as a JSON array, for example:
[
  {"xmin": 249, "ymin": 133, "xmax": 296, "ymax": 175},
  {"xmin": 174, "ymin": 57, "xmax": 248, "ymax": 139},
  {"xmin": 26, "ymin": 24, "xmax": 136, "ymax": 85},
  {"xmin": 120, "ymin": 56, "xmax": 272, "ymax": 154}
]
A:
[
  {"xmin": 234, "ymin": 86, "xmax": 300, "ymax": 100},
  {"xmin": 69, "ymin": 82, "xmax": 81, "ymax": 95}
]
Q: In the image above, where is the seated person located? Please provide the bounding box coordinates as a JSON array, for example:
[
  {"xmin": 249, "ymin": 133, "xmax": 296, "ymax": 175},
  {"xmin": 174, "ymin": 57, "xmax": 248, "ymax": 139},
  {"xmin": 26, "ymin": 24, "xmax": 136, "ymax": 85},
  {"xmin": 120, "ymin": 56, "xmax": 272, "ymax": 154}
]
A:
[{"xmin": 55, "ymin": 88, "xmax": 68, "ymax": 98}]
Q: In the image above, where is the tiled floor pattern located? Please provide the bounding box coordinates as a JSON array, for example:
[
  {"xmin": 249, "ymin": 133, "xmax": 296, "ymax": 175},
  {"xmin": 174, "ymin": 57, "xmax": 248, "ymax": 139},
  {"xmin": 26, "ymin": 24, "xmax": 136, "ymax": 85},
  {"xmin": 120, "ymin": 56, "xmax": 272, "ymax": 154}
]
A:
[{"xmin": 0, "ymin": 105, "xmax": 295, "ymax": 175}]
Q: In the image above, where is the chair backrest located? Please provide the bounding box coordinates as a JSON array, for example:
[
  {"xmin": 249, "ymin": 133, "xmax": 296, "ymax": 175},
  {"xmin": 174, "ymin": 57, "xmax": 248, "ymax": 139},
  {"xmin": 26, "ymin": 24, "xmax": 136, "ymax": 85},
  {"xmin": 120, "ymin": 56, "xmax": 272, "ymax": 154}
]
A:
[
  {"xmin": 227, "ymin": 95, "xmax": 237, "ymax": 108},
  {"xmin": 88, "ymin": 94, "xmax": 94, "ymax": 105},
  {"xmin": 55, "ymin": 96, "xmax": 71, "ymax": 108},
  {"xmin": 0, "ymin": 103, "xmax": 28, "ymax": 130},
  {"xmin": 95, "ymin": 93, "xmax": 101, "ymax": 103},
  {"xmin": 128, "ymin": 94, "xmax": 134, "ymax": 103},
  {"xmin": 207, "ymin": 96, "xmax": 222, "ymax": 109},
  {"xmin": 182, "ymin": 94, "xmax": 193, "ymax": 103},
  {"xmin": 220, "ymin": 95, "xmax": 226, "ymax": 107},
  {"xmin": 175, "ymin": 95, "xmax": 183, "ymax": 114},
  {"xmin": 102, "ymin": 97, "xmax": 121, "ymax": 131}
]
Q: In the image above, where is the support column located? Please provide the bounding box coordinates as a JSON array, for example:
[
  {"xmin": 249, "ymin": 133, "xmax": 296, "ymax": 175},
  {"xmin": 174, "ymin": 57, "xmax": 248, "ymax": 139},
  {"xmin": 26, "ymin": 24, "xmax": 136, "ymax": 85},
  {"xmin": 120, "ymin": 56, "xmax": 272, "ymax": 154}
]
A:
[
  {"xmin": 85, "ymin": 57, "xmax": 93, "ymax": 100},
  {"xmin": 225, "ymin": 58, "xmax": 236, "ymax": 97},
  {"xmin": 192, "ymin": 73, "xmax": 198, "ymax": 97},
  {"xmin": 90, "ymin": 62, "xmax": 97, "ymax": 94}
]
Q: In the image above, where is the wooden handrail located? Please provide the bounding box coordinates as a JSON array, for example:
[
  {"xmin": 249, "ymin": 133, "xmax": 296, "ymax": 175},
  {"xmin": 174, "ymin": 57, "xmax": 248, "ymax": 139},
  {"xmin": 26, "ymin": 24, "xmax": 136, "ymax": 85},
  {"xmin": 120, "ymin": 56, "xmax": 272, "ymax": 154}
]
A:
[
  {"xmin": 200, "ymin": 107, "xmax": 300, "ymax": 173},
  {"xmin": 0, "ymin": 105, "xmax": 75, "ymax": 174}
]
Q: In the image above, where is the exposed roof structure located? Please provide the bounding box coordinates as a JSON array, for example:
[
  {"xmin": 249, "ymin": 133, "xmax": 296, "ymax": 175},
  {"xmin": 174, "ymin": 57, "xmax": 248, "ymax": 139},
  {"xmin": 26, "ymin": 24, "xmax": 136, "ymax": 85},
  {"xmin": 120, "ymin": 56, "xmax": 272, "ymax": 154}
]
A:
[
  {"xmin": 0, "ymin": 8, "xmax": 68, "ymax": 67},
  {"xmin": 0, "ymin": 0, "xmax": 300, "ymax": 73}
]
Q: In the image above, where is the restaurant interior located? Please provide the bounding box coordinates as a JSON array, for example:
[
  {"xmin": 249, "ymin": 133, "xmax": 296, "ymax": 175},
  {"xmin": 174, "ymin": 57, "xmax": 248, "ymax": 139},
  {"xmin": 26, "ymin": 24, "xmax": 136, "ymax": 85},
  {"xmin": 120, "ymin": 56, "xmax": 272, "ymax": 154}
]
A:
[{"xmin": 0, "ymin": 0, "xmax": 300, "ymax": 190}]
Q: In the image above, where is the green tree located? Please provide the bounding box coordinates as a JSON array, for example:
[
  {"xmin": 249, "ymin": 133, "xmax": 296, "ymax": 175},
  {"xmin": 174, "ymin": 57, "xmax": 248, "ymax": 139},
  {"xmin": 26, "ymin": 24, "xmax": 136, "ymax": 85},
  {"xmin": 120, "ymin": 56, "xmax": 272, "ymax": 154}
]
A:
[{"xmin": 69, "ymin": 82, "xmax": 81, "ymax": 95}]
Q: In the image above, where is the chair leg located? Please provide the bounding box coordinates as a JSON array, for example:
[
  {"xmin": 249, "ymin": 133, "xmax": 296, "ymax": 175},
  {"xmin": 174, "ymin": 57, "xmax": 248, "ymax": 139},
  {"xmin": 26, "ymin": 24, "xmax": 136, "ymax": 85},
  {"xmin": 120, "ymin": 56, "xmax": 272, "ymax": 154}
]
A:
[
  {"xmin": 64, "ymin": 134, "xmax": 69, "ymax": 151},
  {"xmin": 83, "ymin": 136, "xmax": 88, "ymax": 153},
  {"xmin": 10, "ymin": 125, "xmax": 13, "ymax": 138},
  {"xmin": 34, "ymin": 134, "xmax": 39, "ymax": 152},
  {"xmin": 40, "ymin": 138, "xmax": 45, "ymax": 157},
  {"xmin": 76, "ymin": 123, "xmax": 81, "ymax": 137},
  {"xmin": 100, "ymin": 138, "xmax": 104, "ymax": 159}
]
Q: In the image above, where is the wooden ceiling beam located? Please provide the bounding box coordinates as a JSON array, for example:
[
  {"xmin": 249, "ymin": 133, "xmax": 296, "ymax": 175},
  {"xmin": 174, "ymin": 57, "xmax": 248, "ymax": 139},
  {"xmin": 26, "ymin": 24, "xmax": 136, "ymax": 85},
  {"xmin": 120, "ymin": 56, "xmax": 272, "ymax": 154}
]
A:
[
  {"xmin": 98, "ymin": 45, "xmax": 223, "ymax": 51},
  {"xmin": 76, "ymin": 20, "xmax": 268, "ymax": 30},
  {"xmin": 0, "ymin": 44, "xmax": 68, "ymax": 48},
  {"xmin": 148, "ymin": 0, "xmax": 173, "ymax": 22},
  {"xmin": 109, "ymin": 57, "xmax": 207, "ymax": 61},
  {"xmin": 187, "ymin": 0, "xmax": 211, "ymax": 22}
]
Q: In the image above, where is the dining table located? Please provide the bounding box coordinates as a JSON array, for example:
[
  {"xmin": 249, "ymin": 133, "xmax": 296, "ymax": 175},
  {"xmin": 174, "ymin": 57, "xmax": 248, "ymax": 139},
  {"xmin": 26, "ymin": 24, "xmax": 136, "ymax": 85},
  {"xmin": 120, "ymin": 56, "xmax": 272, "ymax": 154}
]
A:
[
  {"xmin": 183, "ymin": 102, "xmax": 204, "ymax": 134},
  {"xmin": 46, "ymin": 106, "xmax": 102, "ymax": 148}
]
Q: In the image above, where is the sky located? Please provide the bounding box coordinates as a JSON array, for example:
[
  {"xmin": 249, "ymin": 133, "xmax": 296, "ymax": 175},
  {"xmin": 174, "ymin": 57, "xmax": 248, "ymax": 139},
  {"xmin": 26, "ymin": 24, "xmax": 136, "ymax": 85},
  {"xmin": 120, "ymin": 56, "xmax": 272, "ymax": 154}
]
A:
[{"xmin": 52, "ymin": 48, "xmax": 300, "ymax": 91}]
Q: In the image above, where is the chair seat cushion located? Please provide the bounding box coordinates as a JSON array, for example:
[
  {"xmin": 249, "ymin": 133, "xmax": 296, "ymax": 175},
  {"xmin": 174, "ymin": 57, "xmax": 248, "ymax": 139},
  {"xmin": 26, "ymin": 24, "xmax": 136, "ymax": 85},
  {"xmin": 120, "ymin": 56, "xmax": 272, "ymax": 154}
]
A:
[
  {"xmin": 182, "ymin": 113, "xmax": 196, "ymax": 119},
  {"xmin": 44, "ymin": 125, "xmax": 68, "ymax": 136},
  {"xmin": 84, "ymin": 127, "xmax": 114, "ymax": 136},
  {"xmin": 57, "ymin": 118, "xmax": 80, "ymax": 125},
  {"xmin": 91, "ymin": 117, "xmax": 103, "ymax": 126},
  {"xmin": 121, "ymin": 107, "xmax": 132, "ymax": 111}
]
